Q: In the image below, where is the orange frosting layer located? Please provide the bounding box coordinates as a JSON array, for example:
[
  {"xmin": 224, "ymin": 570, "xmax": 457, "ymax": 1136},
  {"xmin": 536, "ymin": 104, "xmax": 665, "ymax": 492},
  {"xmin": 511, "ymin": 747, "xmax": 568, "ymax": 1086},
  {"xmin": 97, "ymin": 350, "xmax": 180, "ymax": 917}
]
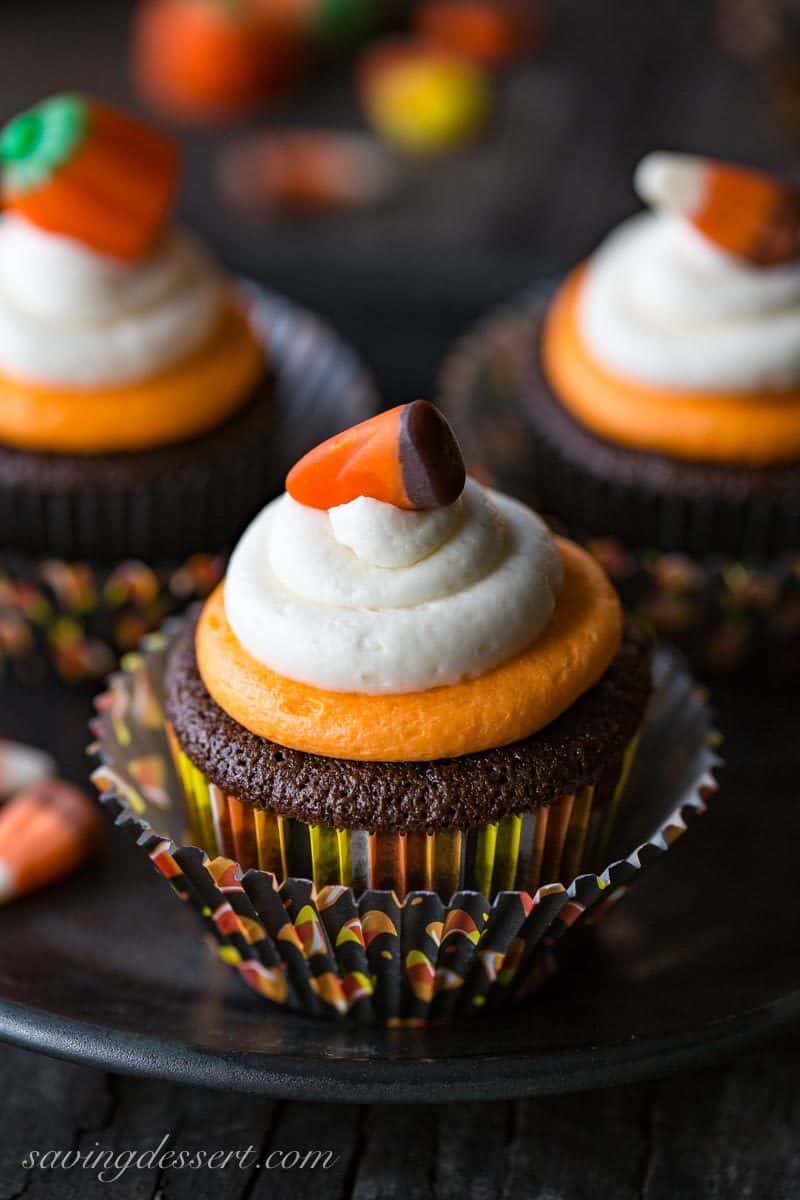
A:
[
  {"xmin": 542, "ymin": 266, "xmax": 800, "ymax": 466},
  {"xmin": 195, "ymin": 537, "xmax": 622, "ymax": 762},
  {"xmin": 0, "ymin": 297, "xmax": 264, "ymax": 455}
]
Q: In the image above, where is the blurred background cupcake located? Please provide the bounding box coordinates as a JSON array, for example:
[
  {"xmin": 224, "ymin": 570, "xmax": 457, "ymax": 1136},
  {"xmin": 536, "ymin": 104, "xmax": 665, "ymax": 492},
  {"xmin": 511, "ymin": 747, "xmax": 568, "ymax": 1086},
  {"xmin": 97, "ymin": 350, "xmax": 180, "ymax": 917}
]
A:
[
  {"xmin": 440, "ymin": 156, "xmax": 800, "ymax": 674},
  {"xmin": 0, "ymin": 94, "xmax": 375, "ymax": 683},
  {"xmin": 532, "ymin": 154, "xmax": 800, "ymax": 561},
  {"xmin": 0, "ymin": 93, "xmax": 273, "ymax": 564}
]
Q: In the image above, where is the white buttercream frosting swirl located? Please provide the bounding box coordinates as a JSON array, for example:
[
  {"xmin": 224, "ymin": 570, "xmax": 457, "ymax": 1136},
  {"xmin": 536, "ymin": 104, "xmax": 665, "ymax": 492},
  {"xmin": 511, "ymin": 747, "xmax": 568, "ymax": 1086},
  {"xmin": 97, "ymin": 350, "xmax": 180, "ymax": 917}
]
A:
[
  {"xmin": 579, "ymin": 210, "xmax": 800, "ymax": 392},
  {"xmin": 0, "ymin": 213, "xmax": 222, "ymax": 387},
  {"xmin": 225, "ymin": 479, "xmax": 564, "ymax": 694}
]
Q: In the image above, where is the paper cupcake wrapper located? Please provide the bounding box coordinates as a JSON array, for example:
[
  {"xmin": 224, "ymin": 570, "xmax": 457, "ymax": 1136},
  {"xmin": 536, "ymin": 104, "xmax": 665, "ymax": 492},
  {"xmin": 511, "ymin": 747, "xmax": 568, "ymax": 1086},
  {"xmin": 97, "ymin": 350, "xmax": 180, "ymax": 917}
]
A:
[
  {"xmin": 0, "ymin": 286, "xmax": 377, "ymax": 684},
  {"xmin": 165, "ymin": 731, "xmax": 636, "ymax": 900},
  {"xmin": 90, "ymin": 616, "xmax": 719, "ymax": 1026},
  {"xmin": 439, "ymin": 294, "xmax": 800, "ymax": 674}
]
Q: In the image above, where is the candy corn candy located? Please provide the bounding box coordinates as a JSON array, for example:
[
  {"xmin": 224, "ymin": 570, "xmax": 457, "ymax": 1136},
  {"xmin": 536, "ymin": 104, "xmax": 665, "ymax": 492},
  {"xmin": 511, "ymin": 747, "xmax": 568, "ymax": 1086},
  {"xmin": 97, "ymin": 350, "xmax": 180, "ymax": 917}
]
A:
[
  {"xmin": 0, "ymin": 741, "xmax": 55, "ymax": 802},
  {"xmin": 635, "ymin": 152, "xmax": 800, "ymax": 266},
  {"xmin": 0, "ymin": 95, "xmax": 179, "ymax": 261},
  {"xmin": 359, "ymin": 40, "xmax": 491, "ymax": 155},
  {"xmin": 286, "ymin": 400, "xmax": 466, "ymax": 510},
  {"xmin": 0, "ymin": 780, "xmax": 104, "ymax": 905},
  {"xmin": 414, "ymin": 0, "xmax": 543, "ymax": 66},
  {"xmin": 133, "ymin": 0, "xmax": 304, "ymax": 124},
  {"xmin": 219, "ymin": 130, "xmax": 401, "ymax": 215}
]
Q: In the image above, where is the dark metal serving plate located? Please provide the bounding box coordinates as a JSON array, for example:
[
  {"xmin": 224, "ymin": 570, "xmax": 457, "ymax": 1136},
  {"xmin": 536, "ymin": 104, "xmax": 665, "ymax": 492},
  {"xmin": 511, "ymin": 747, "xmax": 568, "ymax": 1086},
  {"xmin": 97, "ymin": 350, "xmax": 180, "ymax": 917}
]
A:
[{"xmin": 0, "ymin": 672, "xmax": 797, "ymax": 1102}]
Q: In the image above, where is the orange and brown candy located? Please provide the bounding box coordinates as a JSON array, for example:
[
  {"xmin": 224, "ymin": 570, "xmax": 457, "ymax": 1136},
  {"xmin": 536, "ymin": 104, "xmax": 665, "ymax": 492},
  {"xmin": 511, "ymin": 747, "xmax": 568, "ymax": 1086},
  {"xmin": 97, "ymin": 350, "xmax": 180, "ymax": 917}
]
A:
[
  {"xmin": 286, "ymin": 400, "xmax": 466, "ymax": 511},
  {"xmin": 636, "ymin": 151, "xmax": 800, "ymax": 267}
]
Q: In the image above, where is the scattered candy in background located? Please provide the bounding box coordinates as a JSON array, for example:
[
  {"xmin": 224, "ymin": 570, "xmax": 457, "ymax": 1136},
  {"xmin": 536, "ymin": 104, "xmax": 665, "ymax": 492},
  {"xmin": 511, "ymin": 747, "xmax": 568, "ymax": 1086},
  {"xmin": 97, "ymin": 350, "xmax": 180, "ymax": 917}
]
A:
[
  {"xmin": 130, "ymin": 0, "xmax": 548, "ymax": 179},
  {"xmin": 133, "ymin": 0, "xmax": 305, "ymax": 122},
  {"xmin": 220, "ymin": 129, "xmax": 402, "ymax": 215},
  {"xmin": 359, "ymin": 39, "xmax": 491, "ymax": 154},
  {"xmin": 0, "ymin": 779, "xmax": 104, "ymax": 905},
  {"xmin": 414, "ymin": 0, "xmax": 544, "ymax": 65},
  {"xmin": 0, "ymin": 740, "xmax": 55, "ymax": 802}
]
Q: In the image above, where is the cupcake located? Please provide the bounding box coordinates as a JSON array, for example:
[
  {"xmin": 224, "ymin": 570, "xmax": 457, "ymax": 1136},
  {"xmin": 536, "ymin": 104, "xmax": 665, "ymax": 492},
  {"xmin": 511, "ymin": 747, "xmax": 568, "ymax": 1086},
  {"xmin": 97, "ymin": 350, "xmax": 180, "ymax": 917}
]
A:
[
  {"xmin": 0, "ymin": 93, "xmax": 272, "ymax": 563},
  {"xmin": 440, "ymin": 154, "xmax": 800, "ymax": 671},
  {"xmin": 530, "ymin": 154, "xmax": 800, "ymax": 561},
  {"xmin": 163, "ymin": 401, "xmax": 653, "ymax": 898},
  {"xmin": 0, "ymin": 95, "xmax": 375, "ymax": 680}
]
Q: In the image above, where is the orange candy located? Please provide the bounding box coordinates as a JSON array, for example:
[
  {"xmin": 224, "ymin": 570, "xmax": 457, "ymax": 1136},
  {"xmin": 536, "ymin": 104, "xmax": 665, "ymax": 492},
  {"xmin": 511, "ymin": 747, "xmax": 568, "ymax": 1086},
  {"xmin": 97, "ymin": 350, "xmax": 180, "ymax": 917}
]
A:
[
  {"xmin": 543, "ymin": 266, "xmax": 800, "ymax": 466},
  {"xmin": 0, "ymin": 780, "xmax": 104, "ymax": 905},
  {"xmin": 636, "ymin": 152, "xmax": 800, "ymax": 267},
  {"xmin": 133, "ymin": 0, "xmax": 303, "ymax": 123},
  {"xmin": 286, "ymin": 400, "xmax": 466, "ymax": 510},
  {"xmin": 1, "ymin": 97, "xmax": 179, "ymax": 261},
  {"xmin": 195, "ymin": 538, "xmax": 622, "ymax": 762}
]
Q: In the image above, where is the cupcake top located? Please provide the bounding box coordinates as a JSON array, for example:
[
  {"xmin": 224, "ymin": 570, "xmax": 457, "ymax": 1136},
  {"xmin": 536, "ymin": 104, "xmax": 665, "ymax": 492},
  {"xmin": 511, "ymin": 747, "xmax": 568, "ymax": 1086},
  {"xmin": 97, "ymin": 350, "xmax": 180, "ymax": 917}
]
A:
[
  {"xmin": 542, "ymin": 153, "xmax": 800, "ymax": 466},
  {"xmin": 0, "ymin": 94, "xmax": 264, "ymax": 455},
  {"xmin": 195, "ymin": 403, "xmax": 623, "ymax": 761}
]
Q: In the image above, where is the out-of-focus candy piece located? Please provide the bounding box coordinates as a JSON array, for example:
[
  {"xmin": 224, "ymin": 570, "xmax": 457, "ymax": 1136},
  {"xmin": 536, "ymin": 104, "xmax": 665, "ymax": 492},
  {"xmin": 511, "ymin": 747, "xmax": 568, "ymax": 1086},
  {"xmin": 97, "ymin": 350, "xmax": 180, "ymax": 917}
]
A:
[
  {"xmin": 286, "ymin": 400, "xmax": 466, "ymax": 510},
  {"xmin": 414, "ymin": 0, "xmax": 544, "ymax": 65},
  {"xmin": 0, "ymin": 780, "xmax": 104, "ymax": 904},
  {"xmin": 359, "ymin": 39, "xmax": 491, "ymax": 155},
  {"xmin": 0, "ymin": 95, "xmax": 178, "ymax": 260},
  {"xmin": 635, "ymin": 152, "xmax": 800, "ymax": 266},
  {"xmin": 0, "ymin": 741, "xmax": 55, "ymax": 802},
  {"xmin": 133, "ymin": 0, "xmax": 304, "ymax": 124},
  {"xmin": 220, "ymin": 129, "xmax": 401, "ymax": 215}
]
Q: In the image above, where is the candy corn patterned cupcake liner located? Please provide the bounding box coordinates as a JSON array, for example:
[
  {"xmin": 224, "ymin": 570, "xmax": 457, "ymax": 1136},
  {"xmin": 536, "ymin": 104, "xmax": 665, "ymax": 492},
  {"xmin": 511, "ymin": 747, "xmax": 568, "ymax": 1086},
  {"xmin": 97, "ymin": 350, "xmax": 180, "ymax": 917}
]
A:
[
  {"xmin": 439, "ymin": 293, "xmax": 800, "ymax": 675},
  {"xmin": 164, "ymin": 730, "xmax": 637, "ymax": 900},
  {"xmin": 90, "ymin": 616, "xmax": 719, "ymax": 1026}
]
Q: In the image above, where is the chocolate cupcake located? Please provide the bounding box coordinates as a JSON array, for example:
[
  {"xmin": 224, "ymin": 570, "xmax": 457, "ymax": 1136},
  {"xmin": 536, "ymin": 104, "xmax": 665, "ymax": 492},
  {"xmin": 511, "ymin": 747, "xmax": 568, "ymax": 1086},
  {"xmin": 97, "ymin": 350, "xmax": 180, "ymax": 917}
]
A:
[
  {"xmin": 526, "ymin": 154, "xmax": 800, "ymax": 560},
  {"xmin": 162, "ymin": 401, "xmax": 653, "ymax": 898},
  {"xmin": 0, "ymin": 95, "xmax": 376, "ymax": 681},
  {"xmin": 441, "ymin": 154, "xmax": 800, "ymax": 671}
]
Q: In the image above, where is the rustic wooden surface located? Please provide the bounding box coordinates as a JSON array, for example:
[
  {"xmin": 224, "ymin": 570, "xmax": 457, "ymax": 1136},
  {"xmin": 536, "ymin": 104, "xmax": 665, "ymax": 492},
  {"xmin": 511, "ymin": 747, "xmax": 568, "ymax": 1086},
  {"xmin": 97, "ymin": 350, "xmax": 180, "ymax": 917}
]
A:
[
  {"xmin": 2, "ymin": 0, "xmax": 799, "ymax": 1194},
  {"xmin": 0, "ymin": 1038, "xmax": 799, "ymax": 1198}
]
